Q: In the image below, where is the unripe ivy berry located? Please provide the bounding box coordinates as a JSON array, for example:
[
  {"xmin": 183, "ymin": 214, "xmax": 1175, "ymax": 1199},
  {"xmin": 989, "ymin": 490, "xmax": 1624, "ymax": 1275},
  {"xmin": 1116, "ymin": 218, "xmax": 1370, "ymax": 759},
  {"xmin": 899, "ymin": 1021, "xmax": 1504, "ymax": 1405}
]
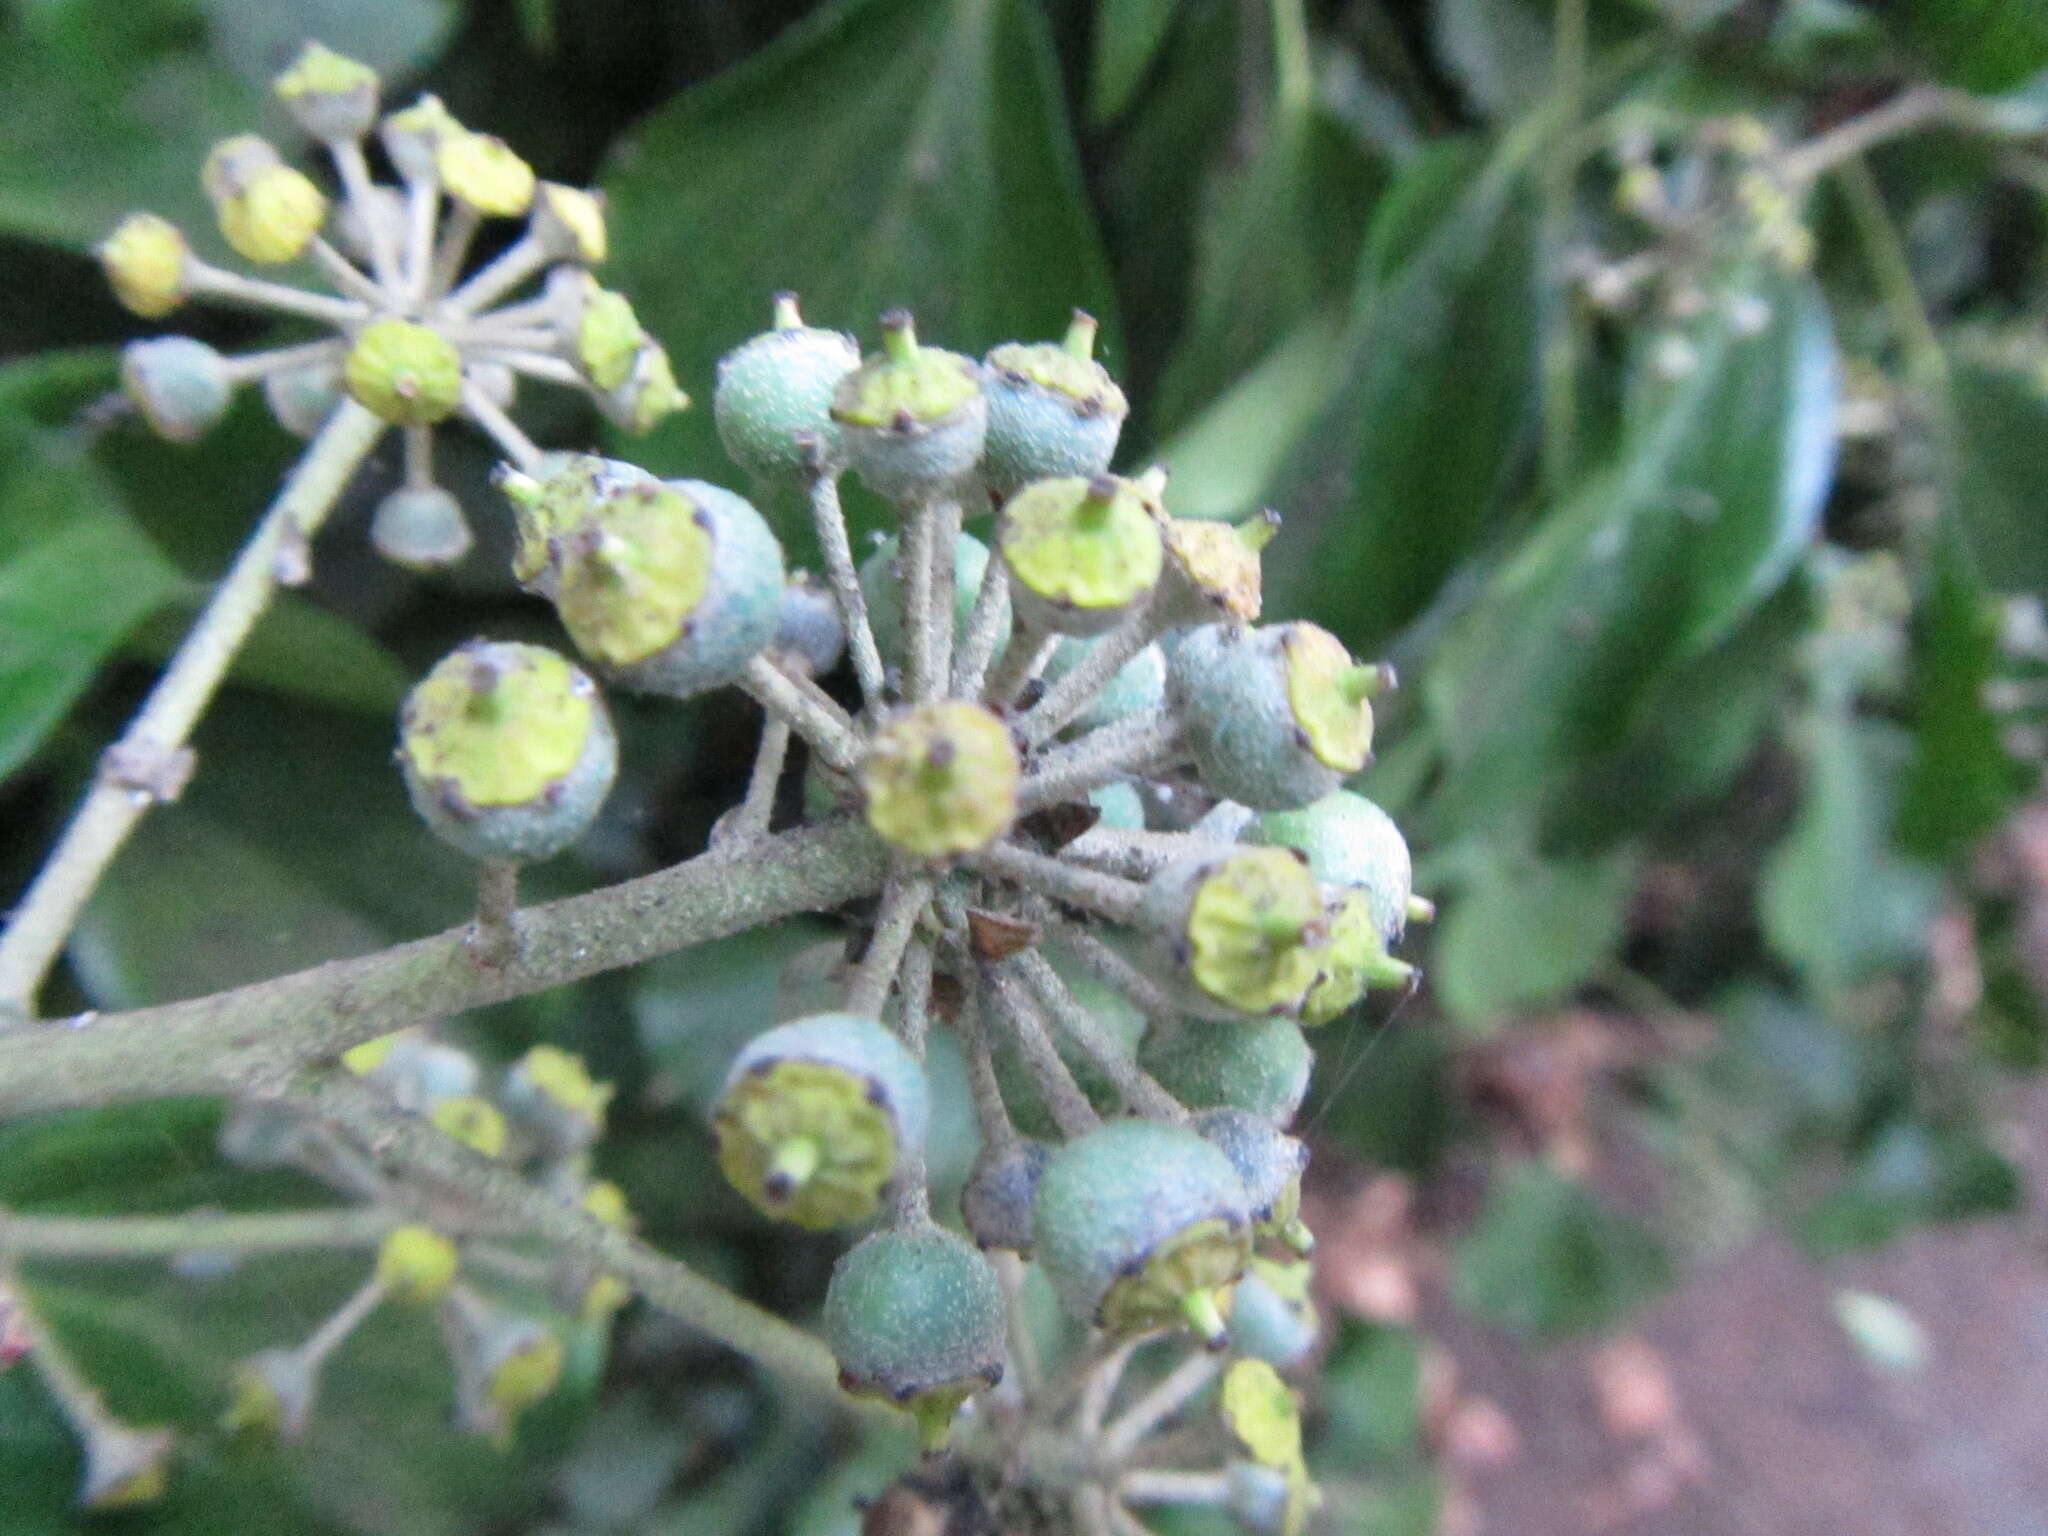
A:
[
  {"xmin": 1139, "ymin": 1017, "xmax": 1313, "ymax": 1126},
  {"xmin": 121, "ymin": 336, "xmax": 232, "ymax": 443},
  {"xmin": 823, "ymin": 1223, "xmax": 1006, "ymax": 1452},
  {"xmin": 863, "ymin": 701, "xmax": 1021, "ymax": 859},
  {"xmin": 772, "ymin": 572, "xmax": 848, "ymax": 678},
  {"xmin": 273, "ymin": 42, "xmax": 380, "ymax": 143},
  {"xmin": 712, "ymin": 1012, "xmax": 928, "ymax": 1230},
  {"xmin": 1089, "ymin": 778, "xmax": 1147, "ymax": 830},
  {"xmin": 991, "ymin": 967, "xmax": 1144, "ymax": 1137},
  {"xmin": 445, "ymin": 1291, "xmax": 565, "ymax": 1445},
  {"xmin": 203, "ymin": 135, "xmax": 327, "ymax": 264},
  {"xmin": 1043, "ymin": 637, "xmax": 1166, "ymax": 733},
  {"xmin": 979, "ymin": 310, "xmax": 1129, "ymax": 499},
  {"xmin": 376, "ymin": 1224, "xmax": 461, "ymax": 1304},
  {"xmin": 352, "ymin": 1031, "xmax": 481, "ymax": 1110},
  {"xmin": 1194, "ymin": 1107, "xmax": 1312, "ymax": 1255},
  {"xmin": 1157, "ymin": 507, "xmax": 1279, "ymax": 626},
  {"xmin": 496, "ymin": 451, "xmax": 617, "ymax": 596},
  {"xmin": 223, "ymin": 1348, "xmax": 318, "ymax": 1440},
  {"xmin": 1226, "ymin": 1461, "xmax": 1298, "ymax": 1536},
  {"xmin": 380, "ymin": 95, "xmax": 459, "ymax": 183},
  {"xmin": 858, "ymin": 529, "xmax": 990, "ymax": 670},
  {"xmin": 961, "ymin": 1137, "xmax": 1051, "ymax": 1253},
  {"xmin": 596, "ymin": 340, "xmax": 689, "ymax": 435},
  {"xmin": 716, "ymin": 293, "xmax": 861, "ymax": 482},
  {"xmin": 1226, "ymin": 1257, "xmax": 1319, "ymax": 1369},
  {"xmin": 430, "ymin": 1095, "xmax": 510, "ymax": 1157},
  {"xmin": 344, "ymin": 319, "xmax": 464, "ymax": 426},
  {"xmin": 998, "ymin": 473, "xmax": 1164, "ymax": 638},
  {"xmin": 372, "ymin": 485, "xmax": 473, "ymax": 571},
  {"xmin": 99, "ymin": 214, "xmax": 190, "ymax": 319},
  {"xmin": 503, "ymin": 1043, "xmax": 613, "ymax": 1158},
  {"xmin": 1300, "ymin": 887, "xmax": 1415, "ymax": 1027},
  {"xmin": 1168, "ymin": 622, "xmax": 1386, "ymax": 812},
  {"xmin": 262, "ymin": 357, "xmax": 343, "ymax": 437},
  {"xmin": 397, "ymin": 640, "xmax": 618, "ymax": 864},
  {"xmin": 531, "ymin": 183, "xmax": 609, "ymax": 264},
  {"xmin": 437, "ymin": 130, "xmax": 537, "ymax": 218},
  {"xmin": 533, "ymin": 468, "xmax": 786, "ymax": 699},
  {"xmin": 1034, "ymin": 1118, "xmax": 1252, "ymax": 1345},
  {"xmin": 78, "ymin": 1421, "xmax": 175, "ymax": 1509},
  {"xmin": 1141, "ymin": 848, "xmax": 1327, "ymax": 1020},
  {"xmin": 1251, "ymin": 791, "xmax": 1418, "ymax": 943},
  {"xmin": 831, "ymin": 310, "xmax": 986, "ymax": 505}
]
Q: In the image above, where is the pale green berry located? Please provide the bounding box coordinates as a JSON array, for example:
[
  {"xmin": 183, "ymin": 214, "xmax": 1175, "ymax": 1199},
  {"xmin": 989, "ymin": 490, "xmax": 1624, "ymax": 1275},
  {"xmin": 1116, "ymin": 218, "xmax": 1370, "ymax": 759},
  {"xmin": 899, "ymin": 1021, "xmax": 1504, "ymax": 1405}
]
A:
[
  {"xmin": 445, "ymin": 1291, "xmax": 564, "ymax": 1445},
  {"xmin": 596, "ymin": 340, "xmax": 690, "ymax": 435},
  {"xmin": 715, "ymin": 293, "xmax": 860, "ymax": 481},
  {"xmin": 712, "ymin": 1013, "xmax": 928, "ymax": 1230},
  {"xmin": 1227, "ymin": 1257, "xmax": 1319, "ymax": 1369},
  {"xmin": 773, "ymin": 572, "xmax": 847, "ymax": 677},
  {"xmin": 998, "ymin": 473, "xmax": 1164, "ymax": 637},
  {"xmin": 1157, "ymin": 508, "xmax": 1279, "ymax": 626},
  {"xmin": 862, "ymin": 702, "xmax": 1020, "ymax": 859},
  {"xmin": 77, "ymin": 1420, "xmax": 175, "ymax": 1509},
  {"xmin": 1300, "ymin": 886, "xmax": 1415, "ymax": 1027},
  {"xmin": 397, "ymin": 640, "xmax": 618, "ymax": 864},
  {"xmin": 1043, "ymin": 636, "xmax": 1166, "ymax": 733},
  {"xmin": 273, "ymin": 42, "xmax": 380, "ymax": 142},
  {"xmin": 344, "ymin": 319, "xmax": 464, "ymax": 426},
  {"xmin": 1139, "ymin": 1017, "xmax": 1312, "ymax": 1126},
  {"xmin": 376, "ymin": 1224, "xmax": 461, "ymax": 1304},
  {"xmin": 530, "ymin": 182, "xmax": 609, "ymax": 263},
  {"xmin": 831, "ymin": 310, "xmax": 986, "ymax": 504},
  {"xmin": 372, "ymin": 486, "xmax": 473, "ymax": 571},
  {"xmin": 502, "ymin": 1044, "xmax": 612, "ymax": 1158},
  {"xmin": 858, "ymin": 529, "xmax": 989, "ymax": 670},
  {"xmin": 1168, "ymin": 622, "xmax": 1387, "ymax": 812},
  {"xmin": 961, "ymin": 1137, "xmax": 1051, "ymax": 1253},
  {"xmin": 262, "ymin": 357, "xmax": 344, "ymax": 437},
  {"xmin": 203, "ymin": 135, "xmax": 326, "ymax": 264},
  {"xmin": 380, "ymin": 94, "xmax": 460, "ymax": 183},
  {"xmin": 980, "ymin": 310, "xmax": 1129, "ymax": 499},
  {"xmin": 1088, "ymin": 779, "xmax": 1146, "ymax": 830},
  {"xmin": 223, "ymin": 1348, "xmax": 318, "ymax": 1440},
  {"xmin": 1034, "ymin": 1118, "xmax": 1252, "ymax": 1344},
  {"xmin": 121, "ymin": 336, "xmax": 232, "ymax": 443},
  {"xmin": 1195, "ymin": 1107, "xmax": 1312, "ymax": 1255},
  {"xmin": 1251, "ymin": 791, "xmax": 1418, "ymax": 942},
  {"xmin": 1140, "ymin": 848, "xmax": 1327, "ymax": 1020},
  {"xmin": 98, "ymin": 214, "xmax": 189, "ymax": 319},
  {"xmin": 824, "ymin": 1223, "xmax": 1006, "ymax": 1452},
  {"xmin": 437, "ymin": 129, "xmax": 536, "ymax": 217}
]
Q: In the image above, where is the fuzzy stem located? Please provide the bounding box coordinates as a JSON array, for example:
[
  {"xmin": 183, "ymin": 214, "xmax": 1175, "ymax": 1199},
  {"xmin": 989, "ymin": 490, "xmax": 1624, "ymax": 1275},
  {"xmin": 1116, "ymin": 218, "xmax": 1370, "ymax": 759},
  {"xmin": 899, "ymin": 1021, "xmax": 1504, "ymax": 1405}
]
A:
[
  {"xmin": 1074, "ymin": 1335, "xmax": 1141, "ymax": 1436},
  {"xmin": 1046, "ymin": 923, "xmax": 1182, "ymax": 1027},
  {"xmin": 330, "ymin": 139, "xmax": 402, "ymax": 290},
  {"xmin": 972, "ymin": 843, "xmax": 1146, "ymax": 926},
  {"xmin": 982, "ymin": 963, "xmax": 1098, "ymax": 1137},
  {"xmin": 928, "ymin": 497, "xmax": 963, "ymax": 690},
  {"xmin": 299, "ymin": 1274, "xmax": 387, "ymax": 1368},
  {"xmin": 739, "ymin": 655, "xmax": 862, "ymax": 773},
  {"xmin": 0, "ymin": 401, "xmax": 388, "ymax": 1021},
  {"xmin": 307, "ymin": 237, "xmax": 386, "ymax": 307},
  {"xmin": 401, "ymin": 173, "xmax": 441, "ymax": 307},
  {"xmin": 846, "ymin": 870, "xmax": 934, "ymax": 1017},
  {"xmin": 184, "ymin": 260, "xmax": 365, "ymax": 326},
  {"xmin": 983, "ymin": 626, "xmax": 1058, "ymax": 709},
  {"xmin": 462, "ymin": 348, "xmax": 584, "ymax": 389},
  {"xmin": 472, "ymin": 861, "xmax": 521, "ymax": 967},
  {"xmin": 1014, "ymin": 607, "xmax": 1159, "ymax": 745},
  {"xmin": 430, "ymin": 203, "xmax": 483, "ymax": 296},
  {"xmin": 288, "ymin": 1071, "xmax": 881, "ymax": 1410},
  {"xmin": 460, "ymin": 380, "xmax": 543, "ymax": 471},
  {"xmin": 899, "ymin": 499, "xmax": 941, "ymax": 704},
  {"xmin": 11, "ymin": 1280, "xmax": 121, "ymax": 1435},
  {"xmin": 1100, "ymin": 1349, "xmax": 1222, "ymax": 1461},
  {"xmin": 1010, "ymin": 950, "xmax": 1185, "ymax": 1121},
  {"xmin": 0, "ymin": 1206, "xmax": 408, "ymax": 1259},
  {"xmin": 441, "ymin": 234, "xmax": 549, "ymax": 318},
  {"xmin": 806, "ymin": 473, "xmax": 888, "ymax": 708},
  {"xmin": 951, "ymin": 545, "xmax": 1014, "ymax": 697},
  {"xmin": 894, "ymin": 933, "xmax": 936, "ymax": 1058},
  {"xmin": 994, "ymin": 1250, "xmax": 1041, "ymax": 1397},
  {"xmin": 1779, "ymin": 86, "xmax": 1990, "ymax": 185},
  {"xmin": 1062, "ymin": 828, "xmax": 1235, "ymax": 882},
  {"xmin": 958, "ymin": 983, "xmax": 1019, "ymax": 1152},
  {"xmin": 1017, "ymin": 711, "xmax": 1184, "ymax": 811},
  {"xmin": 219, "ymin": 338, "xmax": 346, "ymax": 384},
  {"xmin": 724, "ymin": 717, "xmax": 792, "ymax": 844},
  {"xmin": 0, "ymin": 817, "xmax": 888, "ymax": 1116},
  {"xmin": 1119, "ymin": 1470, "xmax": 1233, "ymax": 1507}
]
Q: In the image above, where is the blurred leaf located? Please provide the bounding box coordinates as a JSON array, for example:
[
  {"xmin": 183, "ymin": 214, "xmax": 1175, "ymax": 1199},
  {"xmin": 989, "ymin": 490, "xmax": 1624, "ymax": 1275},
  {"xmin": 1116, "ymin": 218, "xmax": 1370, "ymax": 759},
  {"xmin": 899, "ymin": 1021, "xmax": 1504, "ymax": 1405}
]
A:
[
  {"xmin": 1431, "ymin": 0, "xmax": 1550, "ymax": 117},
  {"xmin": 604, "ymin": 0, "xmax": 1117, "ymax": 509},
  {"xmin": 195, "ymin": 0, "xmax": 456, "ymax": 88},
  {"xmin": 1896, "ymin": 528, "xmax": 2026, "ymax": 857},
  {"xmin": 0, "ymin": 416, "xmax": 181, "ymax": 780},
  {"xmin": 1949, "ymin": 359, "xmax": 2048, "ymax": 596},
  {"xmin": 1802, "ymin": 1114, "xmax": 2021, "ymax": 1251},
  {"xmin": 1453, "ymin": 1161, "xmax": 1671, "ymax": 1338},
  {"xmin": 129, "ymin": 592, "xmax": 410, "ymax": 716},
  {"xmin": 1760, "ymin": 713, "xmax": 1942, "ymax": 1001},
  {"xmin": 1900, "ymin": 0, "xmax": 2048, "ymax": 91},
  {"xmin": 1151, "ymin": 106, "xmax": 1380, "ymax": 433},
  {"xmin": 0, "ymin": 1, "xmax": 257, "ymax": 249},
  {"xmin": 1423, "ymin": 276, "xmax": 1837, "ymax": 825},
  {"xmin": 1091, "ymin": 0, "xmax": 1182, "ymax": 124},
  {"xmin": 1316, "ymin": 1322, "xmax": 1422, "ymax": 1465},
  {"xmin": 1436, "ymin": 848, "xmax": 1637, "ymax": 1026},
  {"xmin": 1266, "ymin": 140, "xmax": 1541, "ymax": 646}
]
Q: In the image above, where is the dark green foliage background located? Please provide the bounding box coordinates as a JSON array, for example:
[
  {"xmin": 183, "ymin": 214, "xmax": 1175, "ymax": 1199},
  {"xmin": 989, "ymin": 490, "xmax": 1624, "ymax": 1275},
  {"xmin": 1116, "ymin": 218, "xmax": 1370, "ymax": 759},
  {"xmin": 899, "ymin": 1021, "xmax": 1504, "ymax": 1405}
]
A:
[{"xmin": 0, "ymin": 0, "xmax": 2044, "ymax": 1530}]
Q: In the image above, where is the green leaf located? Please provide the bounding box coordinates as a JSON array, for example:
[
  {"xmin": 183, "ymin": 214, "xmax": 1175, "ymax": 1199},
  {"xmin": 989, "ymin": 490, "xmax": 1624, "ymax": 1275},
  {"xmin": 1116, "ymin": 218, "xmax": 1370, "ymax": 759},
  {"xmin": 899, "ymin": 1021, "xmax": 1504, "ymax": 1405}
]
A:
[
  {"xmin": 194, "ymin": 0, "xmax": 457, "ymax": 89},
  {"xmin": 603, "ymin": 0, "xmax": 1118, "ymax": 505},
  {"xmin": 1431, "ymin": 0, "xmax": 1551, "ymax": 117},
  {"xmin": 129, "ymin": 593, "xmax": 411, "ymax": 717},
  {"xmin": 1316, "ymin": 1322, "xmax": 1422, "ymax": 1466},
  {"xmin": 1900, "ymin": 0, "xmax": 2048, "ymax": 91},
  {"xmin": 0, "ymin": 416, "xmax": 182, "ymax": 780},
  {"xmin": 1760, "ymin": 713, "xmax": 1942, "ymax": 1003},
  {"xmin": 1435, "ymin": 849, "xmax": 1637, "ymax": 1027},
  {"xmin": 1264, "ymin": 140, "xmax": 1541, "ymax": 647},
  {"xmin": 1452, "ymin": 1161, "xmax": 1671, "ymax": 1339},
  {"xmin": 1949, "ymin": 359, "xmax": 2048, "ymax": 596},
  {"xmin": 1091, "ymin": 0, "xmax": 1182, "ymax": 123}
]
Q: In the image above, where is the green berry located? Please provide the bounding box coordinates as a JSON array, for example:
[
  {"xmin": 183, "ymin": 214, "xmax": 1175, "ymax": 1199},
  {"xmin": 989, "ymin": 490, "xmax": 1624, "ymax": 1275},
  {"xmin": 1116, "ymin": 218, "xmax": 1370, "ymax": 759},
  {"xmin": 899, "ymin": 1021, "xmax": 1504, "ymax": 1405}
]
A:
[
  {"xmin": 1043, "ymin": 637, "xmax": 1166, "ymax": 733},
  {"xmin": 961, "ymin": 1138, "xmax": 1051, "ymax": 1253},
  {"xmin": 858, "ymin": 529, "xmax": 990, "ymax": 671},
  {"xmin": 344, "ymin": 319, "xmax": 463, "ymax": 426},
  {"xmin": 595, "ymin": 341, "xmax": 689, "ymax": 436},
  {"xmin": 380, "ymin": 94, "xmax": 459, "ymax": 183},
  {"xmin": 863, "ymin": 702, "xmax": 1020, "ymax": 859},
  {"xmin": 445, "ymin": 1291, "xmax": 564, "ymax": 1444},
  {"xmin": 774, "ymin": 573, "xmax": 847, "ymax": 677},
  {"xmin": 350, "ymin": 1032, "xmax": 480, "ymax": 1110},
  {"xmin": 831, "ymin": 310, "xmax": 986, "ymax": 504},
  {"xmin": 998, "ymin": 473, "xmax": 1164, "ymax": 637},
  {"xmin": 979, "ymin": 310, "xmax": 1129, "ymax": 499},
  {"xmin": 991, "ymin": 963, "xmax": 1145, "ymax": 1138},
  {"xmin": 1140, "ymin": 1017, "xmax": 1312, "ymax": 1126},
  {"xmin": 77, "ymin": 1420, "xmax": 175, "ymax": 1509},
  {"xmin": 397, "ymin": 640, "xmax": 618, "ymax": 864},
  {"xmin": 1227, "ymin": 1257, "xmax": 1319, "ymax": 1369},
  {"xmin": 824, "ymin": 1223, "xmax": 1006, "ymax": 1451},
  {"xmin": 372, "ymin": 486, "xmax": 473, "ymax": 571},
  {"xmin": 121, "ymin": 336, "xmax": 232, "ymax": 443},
  {"xmin": 496, "ymin": 451, "xmax": 637, "ymax": 597},
  {"xmin": 1194, "ymin": 1107, "xmax": 1312, "ymax": 1255},
  {"xmin": 1035, "ymin": 1119, "xmax": 1252, "ymax": 1343},
  {"xmin": 437, "ymin": 129, "xmax": 536, "ymax": 217},
  {"xmin": 262, "ymin": 357, "xmax": 343, "ymax": 437},
  {"xmin": 273, "ymin": 42, "xmax": 380, "ymax": 142},
  {"xmin": 204, "ymin": 135, "xmax": 326, "ymax": 264},
  {"xmin": 1251, "ymin": 791, "xmax": 1416, "ymax": 942},
  {"xmin": 223, "ymin": 1347, "xmax": 318, "ymax": 1440},
  {"xmin": 1168, "ymin": 622, "xmax": 1385, "ymax": 812},
  {"xmin": 1300, "ymin": 886, "xmax": 1415, "ymax": 1026},
  {"xmin": 502, "ymin": 1044, "xmax": 612, "ymax": 1158},
  {"xmin": 1088, "ymin": 779, "xmax": 1146, "ymax": 830},
  {"xmin": 1158, "ymin": 509, "xmax": 1278, "ymax": 626},
  {"xmin": 99, "ymin": 214, "xmax": 190, "ymax": 319},
  {"xmin": 1140, "ymin": 848, "xmax": 1326, "ymax": 1020},
  {"xmin": 716, "ymin": 293, "xmax": 861, "ymax": 481},
  {"xmin": 712, "ymin": 1012, "xmax": 928, "ymax": 1229}
]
